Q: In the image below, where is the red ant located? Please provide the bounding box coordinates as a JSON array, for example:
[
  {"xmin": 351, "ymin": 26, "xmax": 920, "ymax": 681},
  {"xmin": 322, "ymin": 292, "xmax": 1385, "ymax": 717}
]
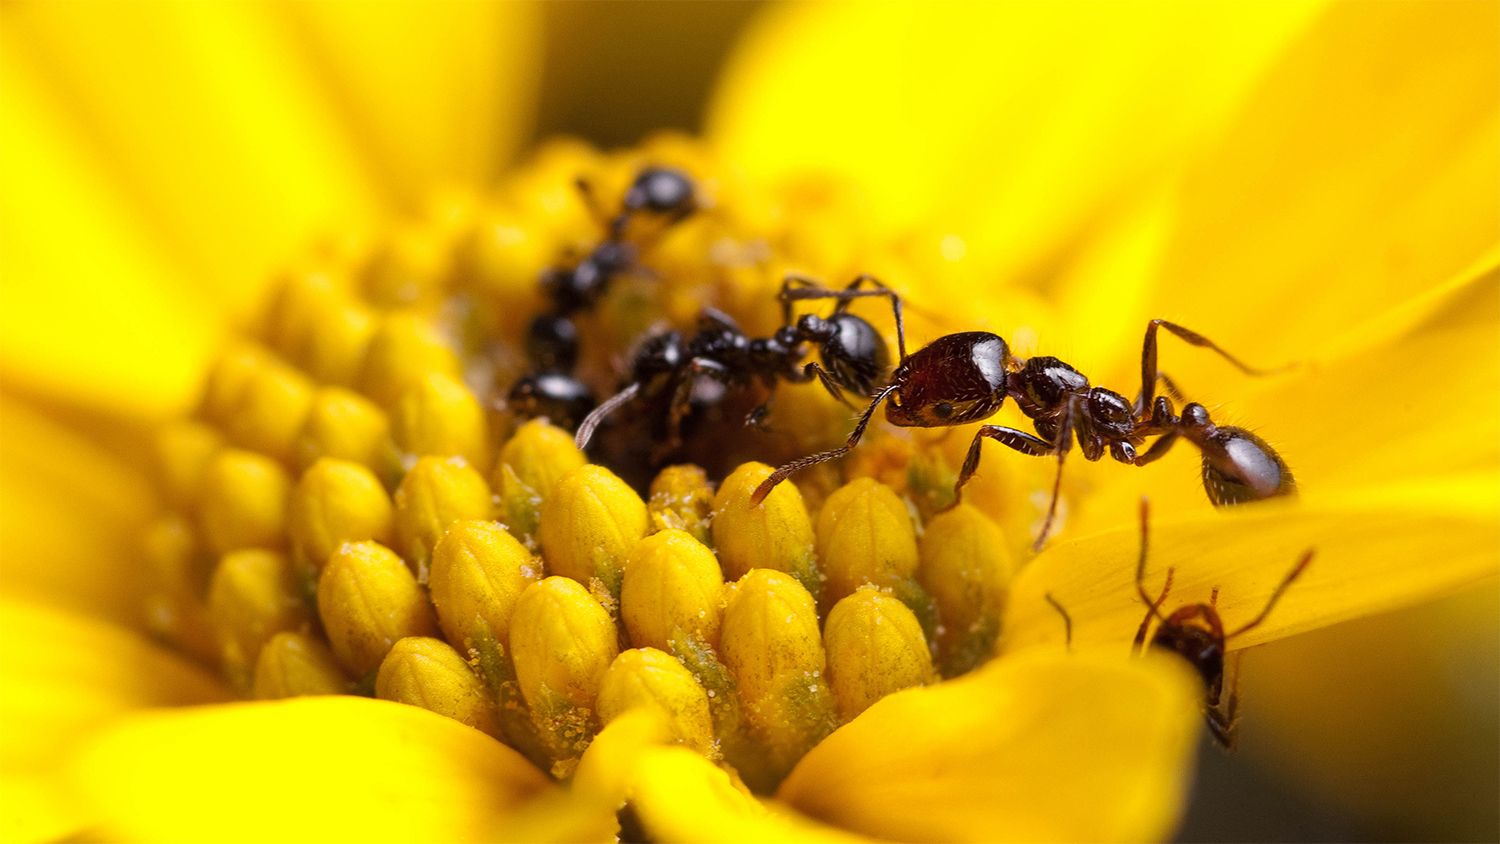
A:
[
  {"xmin": 1047, "ymin": 499, "xmax": 1312, "ymax": 749},
  {"xmin": 750, "ymin": 284, "xmax": 1296, "ymax": 548},
  {"xmin": 573, "ymin": 274, "xmax": 904, "ymax": 456}
]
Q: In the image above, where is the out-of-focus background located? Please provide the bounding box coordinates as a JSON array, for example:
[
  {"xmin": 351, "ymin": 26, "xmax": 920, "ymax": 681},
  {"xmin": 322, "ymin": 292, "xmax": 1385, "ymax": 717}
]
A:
[{"xmin": 525, "ymin": 5, "xmax": 1499, "ymax": 841}]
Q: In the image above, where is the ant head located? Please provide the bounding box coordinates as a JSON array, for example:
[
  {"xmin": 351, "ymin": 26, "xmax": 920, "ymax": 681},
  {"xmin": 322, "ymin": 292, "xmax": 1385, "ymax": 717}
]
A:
[
  {"xmin": 1151, "ymin": 614, "xmax": 1226, "ymax": 696},
  {"xmin": 885, "ymin": 332, "xmax": 1010, "ymax": 428},
  {"xmin": 623, "ymin": 167, "xmax": 697, "ymax": 219},
  {"xmin": 1199, "ymin": 426, "xmax": 1296, "ymax": 506},
  {"xmin": 630, "ymin": 331, "xmax": 686, "ymax": 382},
  {"xmin": 506, "ymin": 372, "xmax": 595, "ymax": 430}
]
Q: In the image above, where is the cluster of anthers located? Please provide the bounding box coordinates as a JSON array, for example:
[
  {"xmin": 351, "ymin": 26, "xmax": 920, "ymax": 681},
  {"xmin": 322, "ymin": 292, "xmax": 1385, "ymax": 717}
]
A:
[{"xmin": 143, "ymin": 133, "xmax": 1303, "ymax": 792}]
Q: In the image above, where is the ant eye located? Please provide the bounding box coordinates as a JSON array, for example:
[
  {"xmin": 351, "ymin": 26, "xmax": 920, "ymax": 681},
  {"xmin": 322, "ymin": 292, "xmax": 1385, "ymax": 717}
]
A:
[{"xmin": 934, "ymin": 402, "xmax": 953, "ymax": 419}]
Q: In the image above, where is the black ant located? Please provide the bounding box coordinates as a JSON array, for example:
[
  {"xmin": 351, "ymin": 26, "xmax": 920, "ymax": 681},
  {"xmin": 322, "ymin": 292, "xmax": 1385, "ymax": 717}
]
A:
[
  {"xmin": 751, "ymin": 283, "xmax": 1296, "ymax": 548},
  {"xmin": 504, "ymin": 167, "xmax": 698, "ymax": 429},
  {"xmin": 573, "ymin": 274, "xmax": 905, "ymax": 455}
]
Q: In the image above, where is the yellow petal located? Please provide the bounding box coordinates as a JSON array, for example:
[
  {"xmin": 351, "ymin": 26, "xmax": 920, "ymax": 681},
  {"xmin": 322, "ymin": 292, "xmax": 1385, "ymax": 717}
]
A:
[
  {"xmin": 0, "ymin": 600, "xmax": 228, "ymax": 841},
  {"xmin": 275, "ymin": 0, "xmax": 540, "ymax": 208},
  {"xmin": 777, "ymin": 649, "xmax": 1201, "ymax": 843},
  {"xmin": 1006, "ymin": 477, "xmax": 1500, "ymax": 654},
  {"xmin": 709, "ymin": 1, "xmax": 1323, "ymax": 274},
  {"xmin": 72, "ymin": 696, "xmax": 553, "ymax": 844}
]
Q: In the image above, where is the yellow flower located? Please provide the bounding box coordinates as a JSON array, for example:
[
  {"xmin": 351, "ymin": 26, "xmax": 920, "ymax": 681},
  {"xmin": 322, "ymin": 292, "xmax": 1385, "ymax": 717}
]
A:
[{"xmin": 2, "ymin": 3, "xmax": 1496, "ymax": 844}]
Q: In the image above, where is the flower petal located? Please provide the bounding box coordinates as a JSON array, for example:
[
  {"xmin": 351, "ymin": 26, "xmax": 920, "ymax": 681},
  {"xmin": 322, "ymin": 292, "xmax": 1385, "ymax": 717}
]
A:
[
  {"xmin": 73, "ymin": 696, "xmax": 553, "ymax": 844},
  {"xmin": 708, "ymin": 1, "xmax": 1323, "ymax": 274},
  {"xmin": 1005, "ymin": 477, "xmax": 1500, "ymax": 654},
  {"xmin": 0, "ymin": 599, "xmax": 228, "ymax": 841},
  {"xmin": 776, "ymin": 649, "xmax": 1201, "ymax": 843}
]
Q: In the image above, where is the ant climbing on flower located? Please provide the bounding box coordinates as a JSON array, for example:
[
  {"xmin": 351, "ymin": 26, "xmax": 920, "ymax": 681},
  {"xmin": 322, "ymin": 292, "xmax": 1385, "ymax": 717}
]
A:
[
  {"xmin": 1046, "ymin": 499, "xmax": 1313, "ymax": 748},
  {"xmin": 506, "ymin": 167, "xmax": 699, "ymax": 428},
  {"xmin": 574, "ymin": 274, "xmax": 904, "ymax": 456},
  {"xmin": 750, "ymin": 282, "xmax": 1296, "ymax": 548}
]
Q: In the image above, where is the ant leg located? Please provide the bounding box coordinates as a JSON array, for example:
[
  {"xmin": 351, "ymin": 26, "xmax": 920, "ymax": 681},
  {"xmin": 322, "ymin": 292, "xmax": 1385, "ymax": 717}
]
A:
[
  {"xmin": 1225, "ymin": 549, "xmax": 1314, "ymax": 639},
  {"xmin": 1133, "ymin": 499, "xmax": 1176, "ymax": 652},
  {"xmin": 662, "ymin": 358, "xmax": 731, "ymax": 457},
  {"xmin": 751, "ymin": 384, "xmax": 897, "ymax": 505},
  {"xmin": 1030, "ymin": 400, "xmax": 1079, "ymax": 551},
  {"xmin": 1208, "ymin": 651, "xmax": 1244, "ymax": 750},
  {"xmin": 573, "ymin": 176, "xmax": 614, "ymax": 231},
  {"xmin": 1137, "ymin": 318, "xmax": 1282, "ymax": 414},
  {"xmin": 1132, "ymin": 430, "xmax": 1181, "ymax": 467},
  {"xmin": 778, "ymin": 274, "xmax": 908, "ymax": 361},
  {"xmin": 951, "ymin": 425, "xmax": 1052, "ymax": 510},
  {"xmin": 1044, "ymin": 593, "xmax": 1073, "ymax": 651},
  {"xmin": 804, "ymin": 361, "xmax": 858, "ymax": 409},
  {"xmin": 1133, "ymin": 568, "xmax": 1175, "ymax": 655}
]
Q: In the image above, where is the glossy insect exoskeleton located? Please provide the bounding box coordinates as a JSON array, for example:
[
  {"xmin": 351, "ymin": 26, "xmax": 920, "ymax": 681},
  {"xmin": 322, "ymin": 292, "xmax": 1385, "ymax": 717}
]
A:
[
  {"xmin": 505, "ymin": 167, "xmax": 699, "ymax": 426},
  {"xmin": 753, "ymin": 300, "xmax": 1296, "ymax": 547},
  {"xmin": 1131, "ymin": 499, "xmax": 1313, "ymax": 748},
  {"xmin": 573, "ymin": 274, "xmax": 904, "ymax": 456}
]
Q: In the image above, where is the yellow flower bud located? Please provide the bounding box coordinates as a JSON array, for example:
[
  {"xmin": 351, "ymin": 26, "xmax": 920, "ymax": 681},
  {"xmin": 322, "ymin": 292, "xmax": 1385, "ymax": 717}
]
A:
[
  {"xmin": 207, "ymin": 549, "xmax": 311, "ymax": 692},
  {"xmin": 391, "ymin": 371, "xmax": 489, "ymax": 470},
  {"xmin": 141, "ymin": 514, "xmax": 217, "ymax": 664},
  {"xmin": 375, "ymin": 636, "xmax": 500, "ymax": 738},
  {"xmin": 358, "ymin": 311, "xmax": 462, "ymax": 407},
  {"xmin": 360, "ymin": 224, "xmax": 452, "ymax": 310},
  {"xmin": 815, "ymin": 478, "xmax": 920, "ymax": 609},
  {"xmin": 252, "ymin": 631, "xmax": 349, "ymax": 699},
  {"xmin": 919, "ymin": 505, "xmax": 1015, "ymax": 677},
  {"xmin": 537, "ymin": 465, "xmax": 648, "ymax": 600},
  {"xmin": 620, "ymin": 530, "xmax": 723, "ymax": 653},
  {"xmin": 429, "ymin": 520, "xmax": 539, "ymax": 651},
  {"xmin": 451, "ymin": 208, "xmax": 550, "ymax": 341},
  {"xmin": 509, "ymin": 576, "xmax": 620, "ymax": 765},
  {"xmin": 823, "ymin": 588, "xmax": 936, "ymax": 722},
  {"xmin": 303, "ymin": 297, "xmax": 376, "ymax": 387},
  {"xmin": 718, "ymin": 569, "xmax": 835, "ymax": 791},
  {"xmin": 393, "ymin": 456, "xmax": 493, "ymax": 582},
  {"xmin": 152, "ymin": 420, "xmax": 221, "ymax": 508},
  {"xmin": 261, "ymin": 267, "xmax": 346, "ymax": 362},
  {"xmin": 202, "ymin": 343, "xmax": 314, "ymax": 464},
  {"xmin": 294, "ymin": 387, "xmax": 396, "ymax": 478},
  {"xmin": 493, "ymin": 419, "xmax": 586, "ymax": 541},
  {"xmin": 711, "ymin": 463, "xmax": 819, "ymax": 598},
  {"xmin": 317, "ymin": 541, "xmax": 439, "ymax": 677},
  {"xmin": 597, "ymin": 648, "xmax": 715, "ymax": 754},
  {"xmin": 199, "ymin": 449, "xmax": 290, "ymax": 555},
  {"xmin": 647, "ymin": 464, "xmax": 714, "ymax": 545},
  {"xmin": 289, "ymin": 459, "xmax": 393, "ymax": 573}
]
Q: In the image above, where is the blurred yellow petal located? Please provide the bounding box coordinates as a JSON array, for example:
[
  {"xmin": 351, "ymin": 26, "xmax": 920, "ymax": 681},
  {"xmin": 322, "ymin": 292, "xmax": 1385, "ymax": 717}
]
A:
[
  {"xmin": 0, "ymin": 600, "xmax": 228, "ymax": 842},
  {"xmin": 0, "ymin": 397, "xmax": 153, "ymax": 624},
  {"xmin": 777, "ymin": 649, "xmax": 1201, "ymax": 843},
  {"xmin": 1006, "ymin": 478, "xmax": 1500, "ymax": 654},
  {"xmin": 0, "ymin": 43, "xmax": 213, "ymax": 415},
  {"xmin": 709, "ymin": 1, "xmax": 1323, "ymax": 275},
  {"xmin": 276, "ymin": 0, "xmax": 541, "ymax": 209},
  {"xmin": 3, "ymin": 0, "xmax": 385, "ymax": 323},
  {"xmin": 73, "ymin": 696, "xmax": 553, "ymax": 844}
]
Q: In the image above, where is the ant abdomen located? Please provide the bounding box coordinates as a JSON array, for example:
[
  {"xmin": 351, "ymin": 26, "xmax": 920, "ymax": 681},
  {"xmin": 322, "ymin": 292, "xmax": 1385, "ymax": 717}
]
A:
[{"xmin": 1200, "ymin": 426, "xmax": 1296, "ymax": 506}]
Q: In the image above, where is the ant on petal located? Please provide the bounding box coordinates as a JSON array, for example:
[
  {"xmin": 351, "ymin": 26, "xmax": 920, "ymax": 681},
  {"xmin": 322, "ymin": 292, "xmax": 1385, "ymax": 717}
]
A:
[{"xmin": 752, "ymin": 280, "xmax": 1296, "ymax": 548}]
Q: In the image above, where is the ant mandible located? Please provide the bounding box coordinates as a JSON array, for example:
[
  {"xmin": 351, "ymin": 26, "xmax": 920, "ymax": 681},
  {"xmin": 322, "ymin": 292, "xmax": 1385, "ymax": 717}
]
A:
[
  {"xmin": 750, "ymin": 283, "xmax": 1296, "ymax": 548},
  {"xmin": 506, "ymin": 167, "xmax": 698, "ymax": 428},
  {"xmin": 573, "ymin": 274, "xmax": 905, "ymax": 455},
  {"xmin": 1131, "ymin": 498, "xmax": 1313, "ymax": 748}
]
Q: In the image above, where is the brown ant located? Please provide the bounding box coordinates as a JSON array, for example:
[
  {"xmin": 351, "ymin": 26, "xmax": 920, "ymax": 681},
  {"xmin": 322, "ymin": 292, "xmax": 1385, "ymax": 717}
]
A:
[
  {"xmin": 751, "ymin": 283, "xmax": 1296, "ymax": 548},
  {"xmin": 505, "ymin": 167, "xmax": 698, "ymax": 428},
  {"xmin": 573, "ymin": 274, "xmax": 904, "ymax": 455}
]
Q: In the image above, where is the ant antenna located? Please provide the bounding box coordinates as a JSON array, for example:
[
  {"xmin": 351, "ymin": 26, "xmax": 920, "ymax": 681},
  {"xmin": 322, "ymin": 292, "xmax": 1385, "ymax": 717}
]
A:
[
  {"xmin": 1225, "ymin": 549, "xmax": 1314, "ymax": 639},
  {"xmin": 575, "ymin": 382, "xmax": 640, "ymax": 450},
  {"xmin": 1044, "ymin": 592, "xmax": 1073, "ymax": 651},
  {"xmin": 1133, "ymin": 499, "xmax": 1174, "ymax": 626}
]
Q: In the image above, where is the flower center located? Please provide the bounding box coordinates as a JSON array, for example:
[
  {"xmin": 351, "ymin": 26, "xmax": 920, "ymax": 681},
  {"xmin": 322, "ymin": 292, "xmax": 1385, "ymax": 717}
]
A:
[{"xmin": 142, "ymin": 137, "xmax": 1017, "ymax": 791}]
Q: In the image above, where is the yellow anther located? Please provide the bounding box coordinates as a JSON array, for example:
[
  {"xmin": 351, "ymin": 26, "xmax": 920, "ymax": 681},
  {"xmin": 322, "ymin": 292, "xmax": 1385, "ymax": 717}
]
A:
[
  {"xmin": 718, "ymin": 568, "xmax": 835, "ymax": 792},
  {"xmin": 505, "ymin": 138, "xmax": 603, "ymax": 245},
  {"xmin": 815, "ymin": 478, "xmax": 921, "ymax": 610},
  {"xmin": 360, "ymin": 224, "xmax": 453, "ymax": 311},
  {"xmin": 429, "ymin": 520, "xmax": 539, "ymax": 651},
  {"xmin": 207, "ymin": 549, "xmax": 311, "ymax": 692},
  {"xmin": 294, "ymin": 387, "xmax": 396, "ymax": 478},
  {"xmin": 375, "ymin": 636, "xmax": 500, "ymax": 739},
  {"xmin": 493, "ymin": 419, "xmax": 587, "ymax": 541},
  {"xmin": 261, "ymin": 267, "xmax": 346, "ymax": 363},
  {"xmin": 288, "ymin": 458, "xmax": 394, "ymax": 573},
  {"xmin": 823, "ymin": 588, "xmax": 936, "ymax": 722},
  {"xmin": 509, "ymin": 576, "xmax": 620, "ymax": 767},
  {"xmin": 358, "ymin": 311, "xmax": 462, "ymax": 407},
  {"xmin": 199, "ymin": 449, "xmax": 291, "ymax": 556},
  {"xmin": 252, "ymin": 631, "xmax": 349, "ymax": 699},
  {"xmin": 393, "ymin": 456, "xmax": 493, "ymax": 582},
  {"xmin": 391, "ymin": 371, "xmax": 489, "ymax": 470},
  {"xmin": 597, "ymin": 648, "xmax": 715, "ymax": 755},
  {"xmin": 918, "ymin": 505, "xmax": 1015, "ymax": 677},
  {"xmin": 537, "ymin": 464, "xmax": 648, "ymax": 600},
  {"xmin": 303, "ymin": 297, "xmax": 377, "ymax": 387},
  {"xmin": 141, "ymin": 514, "xmax": 217, "ymax": 664},
  {"xmin": 202, "ymin": 343, "xmax": 314, "ymax": 464},
  {"xmin": 317, "ymin": 540, "xmax": 439, "ymax": 677},
  {"xmin": 711, "ymin": 463, "xmax": 819, "ymax": 598},
  {"xmin": 620, "ymin": 530, "xmax": 723, "ymax": 653},
  {"xmin": 451, "ymin": 208, "xmax": 550, "ymax": 341},
  {"xmin": 647, "ymin": 465, "xmax": 714, "ymax": 545},
  {"xmin": 152, "ymin": 420, "xmax": 222, "ymax": 508}
]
